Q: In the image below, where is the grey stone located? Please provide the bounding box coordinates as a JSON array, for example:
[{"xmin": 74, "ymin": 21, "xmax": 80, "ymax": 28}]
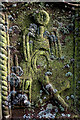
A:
[{"xmin": 46, "ymin": 103, "xmax": 53, "ymax": 110}]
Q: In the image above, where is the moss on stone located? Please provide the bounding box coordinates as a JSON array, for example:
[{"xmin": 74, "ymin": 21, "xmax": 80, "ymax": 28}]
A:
[
  {"xmin": 23, "ymin": 33, "xmax": 27, "ymax": 61},
  {"xmin": 13, "ymin": 8, "xmax": 76, "ymax": 110},
  {"xmin": 15, "ymin": 12, "xmax": 34, "ymax": 31},
  {"xmin": 35, "ymin": 10, "xmax": 50, "ymax": 26}
]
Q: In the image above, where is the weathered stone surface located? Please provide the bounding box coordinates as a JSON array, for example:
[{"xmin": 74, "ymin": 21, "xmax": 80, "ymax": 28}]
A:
[{"xmin": 1, "ymin": 2, "xmax": 79, "ymax": 119}]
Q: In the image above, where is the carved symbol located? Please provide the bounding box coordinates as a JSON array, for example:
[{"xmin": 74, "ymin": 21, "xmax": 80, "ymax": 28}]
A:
[
  {"xmin": 31, "ymin": 50, "xmax": 49, "ymax": 73},
  {"xmin": 35, "ymin": 10, "xmax": 50, "ymax": 26},
  {"xmin": 21, "ymin": 10, "xmax": 70, "ymax": 109}
]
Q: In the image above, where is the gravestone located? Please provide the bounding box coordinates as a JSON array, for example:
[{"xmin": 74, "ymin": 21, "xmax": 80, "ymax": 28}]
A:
[{"xmin": 0, "ymin": 3, "xmax": 80, "ymax": 119}]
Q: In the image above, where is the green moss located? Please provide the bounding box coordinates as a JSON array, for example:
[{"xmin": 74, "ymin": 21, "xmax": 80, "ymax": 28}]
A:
[
  {"xmin": 35, "ymin": 10, "xmax": 50, "ymax": 26},
  {"xmin": 1, "ymin": 91, "xmax": 7, "ymax": 96},
  {"xmin": 0, "ymin": 59, "xmax": 6, "ymax": 65},
  {"xmin": 23, "ymin": 33, "xmax": 27, "ymax": 61},
  {"xmin": 2, "ymin": 86, "xmax": 7, "ymax": 91},
  {"xmin": 0, "ymin": 31, "xmax": 6, "ymax": 37},
  {"xmin": 15, "ymin": 12, "xmax": 34, "ymax": 30},
  {"xmin": 2, "ymin": 95, "xmax": 7, "ymax": 101},
  {"xmin": 0, "ymin": 48, "xmax": 7, "ymax": 55},
  {"xmin": 0, "ymin": 65, "xmax": 7, "ymax": 71},
  {"xmin": 0, "ymin": 42, "xmax": 6, "ymax": 49},
  {"xmin": 26, "ymin": 35, "xmax": 31, "ymax": 60},
  {"xmin": 13, "ymin": 8, "xmax": 75, "ymax": 110},
  {"xmin": 2, "ymin": 81, "xmax": 7, "ymax": 87}
]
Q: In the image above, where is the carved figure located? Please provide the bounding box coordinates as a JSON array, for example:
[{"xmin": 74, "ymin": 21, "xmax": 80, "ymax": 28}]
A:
[{"xmin": 22, "ymin": 10, "xmax": 70, "ymax": 109}]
